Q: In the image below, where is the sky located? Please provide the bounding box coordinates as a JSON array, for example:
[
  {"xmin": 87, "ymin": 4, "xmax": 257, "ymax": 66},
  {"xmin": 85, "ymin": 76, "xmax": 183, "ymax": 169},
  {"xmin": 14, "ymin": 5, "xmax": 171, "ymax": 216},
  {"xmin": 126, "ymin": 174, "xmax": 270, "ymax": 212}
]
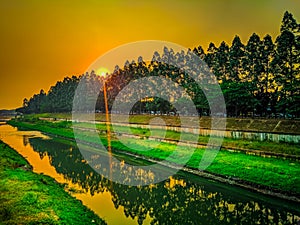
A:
[{"xmin": 0, "ymin": 0, "xmax": 299, "ymax": 109}]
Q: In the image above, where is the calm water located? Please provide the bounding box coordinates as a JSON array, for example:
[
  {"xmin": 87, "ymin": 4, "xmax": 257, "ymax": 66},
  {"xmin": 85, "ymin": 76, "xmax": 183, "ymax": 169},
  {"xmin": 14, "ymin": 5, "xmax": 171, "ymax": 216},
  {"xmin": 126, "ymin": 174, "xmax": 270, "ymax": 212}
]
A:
[{"xmin": 0, "ymin": 123, "xmax": 299, "ymax": 225}]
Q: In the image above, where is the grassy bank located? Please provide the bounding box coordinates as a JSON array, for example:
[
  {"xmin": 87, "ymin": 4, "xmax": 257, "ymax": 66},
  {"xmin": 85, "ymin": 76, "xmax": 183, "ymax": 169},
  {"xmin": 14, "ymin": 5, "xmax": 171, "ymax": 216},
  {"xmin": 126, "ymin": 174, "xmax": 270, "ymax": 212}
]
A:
[
  {"xmin": 9, "ymin": 118, "xmax": 300, "ymax": 156},
  {"xmin": 0, "ymin": 140, "xmax": 106, "ymax": 225},
  {"xmin": 33, "ymin": 112, "xmax": 300, "ymax": 134},
  {"xmin": 7, "ymin": 118, "xmax": 300, "ymax": 197}
]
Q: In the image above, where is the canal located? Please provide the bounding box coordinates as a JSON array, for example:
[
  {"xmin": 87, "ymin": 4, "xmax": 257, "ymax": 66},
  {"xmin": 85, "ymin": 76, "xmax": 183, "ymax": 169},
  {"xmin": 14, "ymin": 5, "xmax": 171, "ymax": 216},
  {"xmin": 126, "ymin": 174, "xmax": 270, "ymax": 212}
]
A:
[{"xmin": 0, "ymin": 123, "xmax": 299, "ymax": 225}]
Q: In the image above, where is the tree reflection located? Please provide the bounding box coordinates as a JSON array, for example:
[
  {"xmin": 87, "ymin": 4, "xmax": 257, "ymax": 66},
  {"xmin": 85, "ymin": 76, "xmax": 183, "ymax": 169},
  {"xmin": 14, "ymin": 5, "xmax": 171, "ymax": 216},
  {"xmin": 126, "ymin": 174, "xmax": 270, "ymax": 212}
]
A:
[
  {"xmin": 22, "ymin": 135, "xmax": 29, "ymax": 146},
  {"xmin": 29, "ymin": 137, "xmax": 300, "ymax": 225}
]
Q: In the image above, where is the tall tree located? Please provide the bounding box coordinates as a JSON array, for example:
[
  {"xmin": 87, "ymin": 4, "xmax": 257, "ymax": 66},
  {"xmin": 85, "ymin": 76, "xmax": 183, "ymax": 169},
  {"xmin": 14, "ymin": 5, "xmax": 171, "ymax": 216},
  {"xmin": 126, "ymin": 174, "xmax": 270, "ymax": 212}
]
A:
[
  {"xmin": 205, "ymin": 42, "xmax": 218, "ymax": 74},
  {"xmin": 214, "ymin": 41, "xmax": 230, "ymax": 82},
  {"xmin": 260, "ymin": 35, "xmax": 275, "ymax": 115},
  {"xmin": 192, "ymin": 45, "xmax": 206, "ymax": 60},
  {"xmin": 280, "ymin": 11, "xmax": 299, "ymax": 33},
  {"xmin": 244, "ymin": 33, "xmax": 264, "ymax": 115},
  {"xmin": 244, "ymin": 33, "xmax": 263, "ymax": 83},
  {"xmin": 270, "ymin": 12, "xmax": 300, "ymax": 117},
  {"xmin": 273, "ymin": 30, "xmax": 299, "ymax": 116},
  {"xmin": 229, "ymin": 35, "xmax": 244, "ymax": 81}
]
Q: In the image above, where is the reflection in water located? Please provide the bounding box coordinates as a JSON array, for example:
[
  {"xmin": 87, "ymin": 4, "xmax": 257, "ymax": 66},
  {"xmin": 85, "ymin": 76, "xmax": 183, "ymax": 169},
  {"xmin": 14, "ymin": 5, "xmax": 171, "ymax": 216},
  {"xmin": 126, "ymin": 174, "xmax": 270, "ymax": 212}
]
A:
[
  {"xmin": 0, "ymin": 124, "xmax": 299, "ymax": 225},
  {"xmin": 28, "ymin": 137, "xmax": 300, "ymax": 225}
]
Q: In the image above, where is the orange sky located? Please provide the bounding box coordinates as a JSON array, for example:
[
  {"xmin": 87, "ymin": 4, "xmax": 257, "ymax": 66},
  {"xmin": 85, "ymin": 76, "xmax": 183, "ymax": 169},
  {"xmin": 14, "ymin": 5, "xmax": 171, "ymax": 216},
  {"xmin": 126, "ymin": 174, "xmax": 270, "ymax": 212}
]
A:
[{"xmin": 0, "ymin": 0, "xmax": 299, "ymax": 109}]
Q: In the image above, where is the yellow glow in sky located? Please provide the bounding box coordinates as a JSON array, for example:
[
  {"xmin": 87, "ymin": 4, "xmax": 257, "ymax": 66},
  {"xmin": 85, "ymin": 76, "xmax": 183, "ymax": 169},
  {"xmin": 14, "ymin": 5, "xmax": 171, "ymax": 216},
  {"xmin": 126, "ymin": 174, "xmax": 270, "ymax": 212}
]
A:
[
  {"xmin": 0, "ymin": 0, "xmax": 299, "ymax": 109},
  {"xmin": 96, "ymin": 67, "xmax": 111, "ymax": 77}
]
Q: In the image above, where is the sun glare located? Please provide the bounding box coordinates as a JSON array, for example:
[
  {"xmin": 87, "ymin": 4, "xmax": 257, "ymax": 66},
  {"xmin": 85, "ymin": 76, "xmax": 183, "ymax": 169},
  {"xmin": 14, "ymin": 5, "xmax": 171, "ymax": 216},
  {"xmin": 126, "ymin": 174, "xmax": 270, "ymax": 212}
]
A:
[{"xmin": 96, "ymin": 67, "xmax": 111, "ymax": 77}]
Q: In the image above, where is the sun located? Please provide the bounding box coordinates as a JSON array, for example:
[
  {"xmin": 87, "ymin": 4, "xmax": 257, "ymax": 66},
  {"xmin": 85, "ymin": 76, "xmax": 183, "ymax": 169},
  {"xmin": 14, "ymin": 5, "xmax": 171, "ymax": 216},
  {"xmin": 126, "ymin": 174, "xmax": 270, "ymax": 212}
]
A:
[{"xmin": 96, "ymin": 67, "xmax": 111, "ymax": 77}]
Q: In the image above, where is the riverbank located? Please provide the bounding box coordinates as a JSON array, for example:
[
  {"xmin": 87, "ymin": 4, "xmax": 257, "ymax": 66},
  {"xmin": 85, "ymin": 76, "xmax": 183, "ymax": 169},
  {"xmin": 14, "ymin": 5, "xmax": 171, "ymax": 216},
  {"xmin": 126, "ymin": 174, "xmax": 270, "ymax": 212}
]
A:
[
  {"xmin": 7, "ymin": 118, "xmax": 300, "ymax": 202},
  {"xmin": 32, "ymin": 112, "xmax": 300, "ymax": 134},
  {"xmin": 0, "ymin": 140, "xmax": 106, "ymax": 225},
  {"xmin": 9, "ymin": 118, "xmax": 300, "ymax": 156}
]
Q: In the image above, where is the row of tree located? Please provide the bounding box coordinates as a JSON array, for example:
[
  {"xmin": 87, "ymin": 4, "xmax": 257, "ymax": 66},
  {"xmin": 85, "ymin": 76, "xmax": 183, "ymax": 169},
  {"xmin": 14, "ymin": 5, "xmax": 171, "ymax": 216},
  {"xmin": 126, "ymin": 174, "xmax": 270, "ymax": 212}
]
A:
[{"xmin": 19, "ymin": 11, "xmax": 300, "ymax": 118}]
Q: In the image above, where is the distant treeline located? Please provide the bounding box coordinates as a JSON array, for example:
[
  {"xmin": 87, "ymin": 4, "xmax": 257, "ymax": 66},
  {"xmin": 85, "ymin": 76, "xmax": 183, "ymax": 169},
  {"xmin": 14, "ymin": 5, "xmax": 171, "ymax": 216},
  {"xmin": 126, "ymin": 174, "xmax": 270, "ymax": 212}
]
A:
[{"xmin": 18, "ymin": 11, "xmax": 300, "ymax": 118}]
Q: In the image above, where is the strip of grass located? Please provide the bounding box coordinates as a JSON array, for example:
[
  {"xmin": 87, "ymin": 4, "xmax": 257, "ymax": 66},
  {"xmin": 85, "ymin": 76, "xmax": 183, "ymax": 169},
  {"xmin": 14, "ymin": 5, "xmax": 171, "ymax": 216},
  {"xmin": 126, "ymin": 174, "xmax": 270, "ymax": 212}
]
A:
[
  {"xmin": 7, "ymin": 119, "xmax": 300, "ymax": 196},
  {"xmin": 11, "ymin": 118, "xmax": 300, "ymax": 156},
  {"xmin": 32, "ymin": 112, "xmax": 300, "ymax": 134},
  {"xmin": 107, "ymin": 138, "xmax": 300, "ymax": 195},
  {"xmin": 188, "ymin": 149, "xmax": 300, "ymax": 194},
  {"xmin": 9, "ymin": 118, "xmax": 300, "ymax": 156},
  {"xmin": 0, "ymin": 140, "xmax": 106, "ymax": 225},
  {"xmin": 9, "ymin": 119, "xmax": 74, "ymax": 139},
  {"xmin": 75, "ymin": 120, "xmax": 300, "ymax": 156}
]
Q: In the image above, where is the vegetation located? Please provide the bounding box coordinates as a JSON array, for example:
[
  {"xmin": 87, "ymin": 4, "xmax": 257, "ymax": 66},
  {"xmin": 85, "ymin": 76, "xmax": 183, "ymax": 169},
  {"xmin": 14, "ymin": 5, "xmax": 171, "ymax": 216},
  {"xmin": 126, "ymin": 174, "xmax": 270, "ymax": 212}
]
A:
[
  {"xmin": 17, "ymin": 11, "xmax": 300, "ymax": 118},
  {"xmin": 7, "ymin": 118, "xmax": 300, "ymax": 196},
  {"xmin": 9, "ymin": 117, "xmax": 300, "ymax": 156},
  {"xmin": 31, "ymin": 112, "xmax": 300, "ymax": 134},
  {"xmin": 0, "ymin": 140, "xmax": 106, "ymax": 225}
]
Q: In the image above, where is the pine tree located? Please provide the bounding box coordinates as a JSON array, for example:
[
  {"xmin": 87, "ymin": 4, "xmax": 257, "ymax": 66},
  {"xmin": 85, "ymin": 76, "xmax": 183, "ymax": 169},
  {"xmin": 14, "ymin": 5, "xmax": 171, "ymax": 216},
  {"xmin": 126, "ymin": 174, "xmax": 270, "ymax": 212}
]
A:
[
  {"xmin": 214, "ymin": 41, "xmax": 230, "ymax": 82},
  {"xmin": 205, "ymin": 42, "xmax": 218, "ymax": 74},
  {"xmin": 260, "ymin": 34, "xmax": 275, "ymax": 116},
  {"xmin": 280, "ymin": 11, "xmax": 298, "ymax": 33},
  {"xmin": 269, "ymin": 12, "xmax": 300, "ymax": 117},
  {"xmin": 192, "ymin": 45, "xmax": 206, "ymax": 60},
  {"xmin": 229, "ymin": 35, "xmax": 244, "ymax": 81},
  {"xmin": 273, "ymin": 30, "xmax": 299, "ymax": 116}
]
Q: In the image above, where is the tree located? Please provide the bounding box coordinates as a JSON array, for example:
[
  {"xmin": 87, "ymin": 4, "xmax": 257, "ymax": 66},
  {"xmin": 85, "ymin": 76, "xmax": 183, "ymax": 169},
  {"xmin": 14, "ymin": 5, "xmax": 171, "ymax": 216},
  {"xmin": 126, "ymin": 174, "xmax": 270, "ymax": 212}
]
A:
[
  {"xmin": 273, "ymin": 30, "xmax": 299, "ymax": 116},
  {"xmin": 205, "ymin": 42, "xmax": 218, "ymax": 73},
  {"xmin": 192, "ymin": 45, "xmax": 206, "ymax": 60},
  {"xmin": 23, "ymin": 98, "xmax": 29, "ymax": 108},
  {"xmin": 229, "ymin": 35, "xmax": 245, "ymax": 82},
  {"xmin": 214, "ymin": 41, "xmax": 230, "ymax": 82},
  {"xmin": 244, "ymin": 33, "xmax": 263, "ymax": 82},
  {"xmin": 260, "ymin": 35, "xmax": 275, "ymax": 116},
  {"xmin": 244, "ymin": 33, "xmax": 265, "ymax": 115},
  {"xmin": 280, "ymin": 11, "xmax": 299, "ymax": 33}
]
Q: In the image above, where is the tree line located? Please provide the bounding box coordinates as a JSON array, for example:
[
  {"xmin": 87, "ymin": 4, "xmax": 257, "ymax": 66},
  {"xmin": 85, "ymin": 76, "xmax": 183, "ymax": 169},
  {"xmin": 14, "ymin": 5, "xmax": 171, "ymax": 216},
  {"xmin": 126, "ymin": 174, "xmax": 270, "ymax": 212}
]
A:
[{"xmin": 18, "ymin": 11, "xmax": 300, "ymax": 118}]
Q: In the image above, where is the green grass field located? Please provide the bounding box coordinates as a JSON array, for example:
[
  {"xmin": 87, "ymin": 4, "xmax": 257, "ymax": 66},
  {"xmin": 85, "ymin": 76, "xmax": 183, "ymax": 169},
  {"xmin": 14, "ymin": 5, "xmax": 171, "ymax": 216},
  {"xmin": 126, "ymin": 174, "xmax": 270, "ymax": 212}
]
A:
[{"xmin": 0, "ymin": 140, "xmax": 106, "ymax": 225}]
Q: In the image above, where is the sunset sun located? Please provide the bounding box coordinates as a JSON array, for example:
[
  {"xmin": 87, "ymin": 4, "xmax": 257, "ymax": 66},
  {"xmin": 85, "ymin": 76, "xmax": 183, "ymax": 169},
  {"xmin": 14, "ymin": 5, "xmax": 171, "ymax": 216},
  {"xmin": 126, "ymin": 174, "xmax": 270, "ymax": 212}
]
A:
[{"xmin": 96, "ymin": 67, "xmax": 111, "ymax": 77}]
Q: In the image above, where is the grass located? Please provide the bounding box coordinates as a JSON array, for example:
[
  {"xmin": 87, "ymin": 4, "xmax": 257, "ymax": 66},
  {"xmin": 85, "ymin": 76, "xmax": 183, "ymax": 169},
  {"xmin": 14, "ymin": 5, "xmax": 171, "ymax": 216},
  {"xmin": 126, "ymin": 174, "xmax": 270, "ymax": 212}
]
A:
[
  {"xmin": 107, "ymin": 137, "xmax": 300, "ymax": 194},
  {"xmin": 0, "ymin": 140, "xmax": 106, "ymax": 225},
  {"xmin": 23, "ymin": 113, "xmax": 300, "ymax": 156},
  {"xmin": 58, "ymin": 119, "xmax": 300, "ymax": 156},
  {"xmin": 9, "ymin": 118, "xmax": 300, "ymax": 156},
  {"xmin": 191, "ymin": 150, "xmax": 300, "ymax": 193},
  {"xmin": 7, "ymin": 118, "xmax": 300, "ymax": 196},
  {"xmin": 32, "ymin": 112, "xmax": 300, "ymax": 134}
]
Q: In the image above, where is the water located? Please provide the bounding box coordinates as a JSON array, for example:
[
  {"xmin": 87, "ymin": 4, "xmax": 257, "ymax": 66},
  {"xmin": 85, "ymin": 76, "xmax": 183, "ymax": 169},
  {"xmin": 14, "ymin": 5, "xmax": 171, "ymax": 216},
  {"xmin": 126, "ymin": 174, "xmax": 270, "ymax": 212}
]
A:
[{"xmin": 0, "ymin": 123, "xmax": 299, "ymax": 225}]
